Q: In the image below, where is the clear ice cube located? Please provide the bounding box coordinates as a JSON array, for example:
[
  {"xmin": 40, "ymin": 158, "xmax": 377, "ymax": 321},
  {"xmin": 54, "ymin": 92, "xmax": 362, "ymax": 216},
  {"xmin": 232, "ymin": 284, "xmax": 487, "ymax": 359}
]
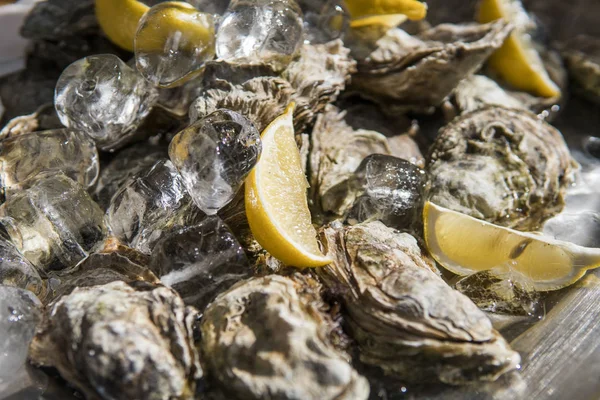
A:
[
  {"xmin": 149, "ymin": 216, "xmax": 250, "ymax": 310},
  {"xmin": 169, "ymin": 109, "xmax": 261, "ymax": 215},
  {"xmin": 0, "ymin": 129, "xmax": 99, "ymax": 196},
  {"xmin": 454, "ymin": 269, "xmax": 542, "ymax": 317},
  {"xmin": 0, "ymin": 286, "xmax": 41, "ymax": 387},
  {"xmin": 188, "ymin": 0, "xmax": 231, "ymax": 15},
  {"xmin": 0, "ymin": 174, "xmax": 107, "ymax": 272},
  {"xmin": 93, "ymin": 143, "xmax": 167, "ymax": 209},
  {"xmin": 347, "ymin": 154, "xmax": 428, "ymax": 230},
  {"xmin": 298, "ymin": 0, "xmax": 349, "ymax": 44},
  {"xmin": 215, "ymin": 0, "xmax": 304, "ymax": 71},
  {"xmin": 0, "ymin": 236, "xmax": 45, "ymax": 296},
  {"xmin": 106, "ymin": 159, "xmax": 205, "ymax": 254},
  {"xmin": 54, "ymin": 54, "xmax": 158, "ymax": 151},
  {"xmin": 135, "ymin": 2, "xmax": 216, "ymax": 88}
]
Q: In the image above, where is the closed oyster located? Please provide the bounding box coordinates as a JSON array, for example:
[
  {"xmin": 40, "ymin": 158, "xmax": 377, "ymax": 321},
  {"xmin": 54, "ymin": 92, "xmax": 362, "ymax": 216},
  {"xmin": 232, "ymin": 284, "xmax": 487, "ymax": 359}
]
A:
[
  {"xmin": 427, "ymin": 106, "xmax": 577, "ymax": 230},
  {"xmin": 317, "ymin": 221, "xmax": 521, "ymax": 384},
  {"xmin": 351, "ymin": 20, "xmax": 513, "ymax": 113},
  {"xmin": 561, "ymin": 35, "xmax": 600, "ymax": 105},
  {"xmin": 190, "ymin": 40, "xmax": 355, "ymax": 133},
  {"xmin": 309, "ymin": 105, "xmax": 391, "ymax": 217},
  {"xmin": 29, "ymin": 281, "xmax": 203, "ymax": 400},
  {"xmin": 200, "ymin": 274, "xmax": 370, "ymax": 400}
]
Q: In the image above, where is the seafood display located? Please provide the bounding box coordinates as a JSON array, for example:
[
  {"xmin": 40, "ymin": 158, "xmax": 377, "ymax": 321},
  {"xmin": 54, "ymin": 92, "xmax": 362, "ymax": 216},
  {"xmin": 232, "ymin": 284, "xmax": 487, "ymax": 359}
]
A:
[{"xmin": 0, "ymin": 0, "xmax": 599, "ymax": 399}]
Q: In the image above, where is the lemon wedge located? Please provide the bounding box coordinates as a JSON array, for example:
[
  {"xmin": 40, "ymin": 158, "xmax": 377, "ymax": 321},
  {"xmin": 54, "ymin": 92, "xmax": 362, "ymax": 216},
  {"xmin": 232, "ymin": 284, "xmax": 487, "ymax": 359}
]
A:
[
  {"xmin": 424, "ymin": 202, "xmax": 600, "ymax": 291},
  {"xmin": 344, "ymin": 0, "xmax": 427, "ymax": 21},
  {"xmin": 95, "ymin": 0, "xmax": 149, "ymax": 51},
  {"xmin": 477, "ymin": 0, "xmax": 560, "ymax": 98},
  {"xmin": 350, "ymin": 14, "xmax": 408, "ymax": 29},
  {"xmin": 245, "ymin": 104, "xmax": 330, "ymax": 268}
]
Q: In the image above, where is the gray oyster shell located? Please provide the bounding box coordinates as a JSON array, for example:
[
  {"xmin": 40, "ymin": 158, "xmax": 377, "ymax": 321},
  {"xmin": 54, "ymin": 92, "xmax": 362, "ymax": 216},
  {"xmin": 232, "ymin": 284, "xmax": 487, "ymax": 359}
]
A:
[
  {"xmin": 309, "ymin": 105, "xmax": 391, "ymax": 217},
  {"xmin": 427, "ymin": 106, "xmax": 577, "ymax": 230},
  {"xmin": 190, "ymin": 40, "xmax": 356, "ymax": 133},
  {"xmin": 561, "ymin": 35, "xmax": 600, "ymax": 105},
  {"xmin": 200, "ymin": 274, "xmax": 370, "ymax": 400},
  {"xmin": 29, "ymin": 281, "xmax": 203, "ymax": 400},
  {"xmin": 351, "ymin": 20, "xmax": 513, "ymax": 113},
  {"xmin": 317, "ymin": 221, "xmax": 521, "ymax": 384}
]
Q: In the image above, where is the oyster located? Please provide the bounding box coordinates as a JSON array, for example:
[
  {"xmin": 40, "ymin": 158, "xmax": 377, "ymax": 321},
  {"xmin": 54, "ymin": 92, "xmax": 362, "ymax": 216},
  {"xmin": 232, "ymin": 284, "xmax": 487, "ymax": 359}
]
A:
[
  {"xmin": 351, "ymin": 20, "xmax": 513, "ymax": 113},
  {"xmin": 190, "ymin": 40, "xmax": 355, "ymax": 133},
  {"xmin": 29, "ymin": 281, "xmax": 203, "ymax": 400},
  {"xmin": 561, "ymin": 35, "xmax": 600, "ymax": 105},
  {"xmin": 427, "ymin": 106, "xmax": 577, "ymax": 230},
  {"xmin": 317, "ymin": 221, "xmax": 521, "ymax": 384},
  {"xmin": 201, "ymin": 274, "xmax": 370, "ymax": 400},
  {"xmin": 309, "ymin": 105, "xmax": 391, "ymax": 217}
]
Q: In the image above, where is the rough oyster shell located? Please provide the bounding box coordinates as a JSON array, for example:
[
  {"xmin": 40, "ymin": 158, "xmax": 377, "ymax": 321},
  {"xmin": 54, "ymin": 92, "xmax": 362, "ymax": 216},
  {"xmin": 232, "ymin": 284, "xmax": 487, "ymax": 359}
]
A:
[
  {"xmin": 427, "ymin": 106, "xmax": 577, "ymax": 230},
  {"xmin": 29, "ymin": 281, "xmax": 203, "ymax": 400},
  {"xmin": 308, "ymin": 105, "xmax": 390, "ymax": 217},
  {"xmin": 561, "ymin": 35, "xmax": 600, "ymax": 105},
  {"xmin": 190, "ymin": 40, "xmax": 356, "ymax": 133},
  {"xmin": 351, "ymin": 20, "xmax": 513, "ymax": 113},
  {"xmin": 317, "ymin": 221, "xmax": 521, "ymax": 384},
  {"xmin": 200, "ymin": 274, "xmax": 370, "ymax": 400}
]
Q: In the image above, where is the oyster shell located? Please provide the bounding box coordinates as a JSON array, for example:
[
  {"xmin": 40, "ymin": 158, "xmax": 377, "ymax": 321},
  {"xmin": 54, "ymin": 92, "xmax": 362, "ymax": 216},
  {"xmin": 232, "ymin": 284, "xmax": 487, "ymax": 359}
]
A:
[
  {"xmin": 309, "ymin": 105, "xmax": 391, "ymax": 218},
  {"xmin": 561, "ymin": 35, "xmax": 600, "ymax": 105},
  {"xmin": 190, "ymin": 40, "xmax": 355, "ymax": 133},
  {"xmin": 427, "ymin": 106, "xmax": 577, "ymax": 230},
  {"xmin": 29, "ymin": 281, "xmax": 203, "ymax": 400},
  {"xmin": 317, "ymin": 221, "xmax": 521, "ymax": 384},
  {"xmin": 200, "ymin": 274, "xmax": 370, "ymax": 400},
  {"xmin": 351, "ymin": 20, "xmax": 513, "ymax": 113}
]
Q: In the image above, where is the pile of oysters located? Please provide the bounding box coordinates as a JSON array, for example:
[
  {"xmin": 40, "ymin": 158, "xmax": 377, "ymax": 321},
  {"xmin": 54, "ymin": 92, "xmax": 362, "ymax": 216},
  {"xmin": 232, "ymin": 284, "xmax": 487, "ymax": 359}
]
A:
[{"xmin": 1, "ymin": 0, "xmax": 599, "ymax": 399}]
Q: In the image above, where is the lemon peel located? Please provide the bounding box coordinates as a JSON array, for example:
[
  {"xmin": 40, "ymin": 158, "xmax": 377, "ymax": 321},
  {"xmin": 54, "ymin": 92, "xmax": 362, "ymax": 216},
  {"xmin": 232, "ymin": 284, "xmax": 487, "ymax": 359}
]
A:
[
  {"xmin": 477, "ymin": 0, "xmax": 561, "ymax": 98},
  {"xmin": 424, "ymin": 201, "xmax": 600, "ymax": 291},
  {"xmin": 344, "ymin": 0, "xmax": 427, "ymax": 21},
  {"xmin": 350, "ymin": 14, "xmax": 408, "ymax": 29},
  {"xmin": 245, "ymin": 103, "xmax": 331, "ymax": 268}
]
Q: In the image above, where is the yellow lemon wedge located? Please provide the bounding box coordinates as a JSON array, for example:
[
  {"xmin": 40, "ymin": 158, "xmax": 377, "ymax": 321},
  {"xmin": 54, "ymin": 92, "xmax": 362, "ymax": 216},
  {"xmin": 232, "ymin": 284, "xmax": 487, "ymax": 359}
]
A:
[
  {"xmin": 350, "ymin": 14, "xmax": 408, "ymax": 29},
  {"xmin": 344, "ymin": 0, "xmax": 427, "ymax": 21},
  {"xmin": 95, "ymin": 0, "xmax": 149, "ymax": 51},
  {"xmin": 245, "ymin": 104, "xmax": 330, "ymax": 268},
  {"xmin": 424, "ymin": 202, "xmax": 600, "ymax": 291},
  {"xmin": 477, "ymin": 0, "xmax": 560, "ymax": 98}
]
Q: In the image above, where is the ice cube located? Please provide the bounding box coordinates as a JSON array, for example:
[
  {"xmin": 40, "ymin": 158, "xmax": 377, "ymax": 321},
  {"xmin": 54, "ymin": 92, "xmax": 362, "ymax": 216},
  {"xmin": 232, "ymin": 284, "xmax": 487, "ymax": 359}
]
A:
[
  {"xmin": 347, "ymin": 154, "xmax": 428, "ymax": 231},
  {"xmin": 149, "ymin": 216, "xmax": 250, "ymax": 310},
  {"xmin": 0, "ymin": 129, "xmax": 99, "ymax": 196},
  {"xmin": 0, "ymin": 286, "xmax": 42, "ymax": 387},
  {"xmin": 0, "ymin": 236, "xmax": 45, "ymax": 296},
  {"xmin": 188, "ymin": 0, "xmax": 231, "ymax": 15},
  {"xmin": 215, "ymin": 0, "xmax": 304, "ymax": 71},
  {"xmin": 106, "ymin": 159, "xmax": 205, "ymax": 254},
  {"xmin": 454, "ymin": 269, "xmax": 542, "ymax": 317},
  {"xmin": 298, "ymin": 0, "xmax": 349, "ymax": 44},
  {"xmin": 54, "ymin": 54, "xmax": 158, "ymax": 151},
  {"xmin": 0, "ymin": 174, "xmax": 107, "ymax": 271},
  {"xmin": 169, "ymin": 109, "xmax": 261, "ymax": 215},
  {"xmin": 135, "ymin": 2, "xmax": 216, "ymax": 88},
  {"xmin": 93, "ymin": 143, "xmax": 167, "ymax": 209}
]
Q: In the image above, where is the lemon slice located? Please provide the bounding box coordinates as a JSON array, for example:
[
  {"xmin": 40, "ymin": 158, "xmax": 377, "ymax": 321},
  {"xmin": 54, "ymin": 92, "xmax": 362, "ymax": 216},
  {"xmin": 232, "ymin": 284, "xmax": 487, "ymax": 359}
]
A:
[
  {"xmin": 344, "ymin": 0, "xmax": 427, "ymax": 21},
  {"xmin": 350, "ymin": 14, "xmax": 408, "ymax": 29},
  {"xmin": 477, "ymin": 0, "xmax": 560, "ymax": 98},
  {"xmin": 424, "ymin": 202, "xmax": 600, "ymax": 291},
  {"xmin": 245, "ymin": 104, "xmax": 330, "ymax": 268},
  {"xmin": 95, "ymin": 0, "xmax": 149, "ymax": 51}
]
